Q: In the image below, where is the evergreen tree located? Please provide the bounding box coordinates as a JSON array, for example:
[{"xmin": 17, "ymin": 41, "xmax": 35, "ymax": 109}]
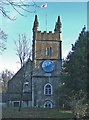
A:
[
  {"xmin": 59, "ymin": 26, "xmax": 89, "ymax": 118},
  {"xmin": 60, "ymin": 27, "xmax": 88, "ymax": 95}
]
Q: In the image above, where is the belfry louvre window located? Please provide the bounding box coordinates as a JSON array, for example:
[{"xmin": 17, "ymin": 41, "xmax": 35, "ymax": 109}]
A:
[
  {"xmin": 44, "ymin": 83, "xmax": 52, "ymax": 95},
  {"xmin": 46, "ymin": 47, "xmax": 52, "ymax": 56}
]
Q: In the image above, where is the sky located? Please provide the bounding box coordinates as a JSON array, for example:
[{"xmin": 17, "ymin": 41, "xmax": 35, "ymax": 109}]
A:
[{"xmin": 0, "ymin": 1, "xmax": 87, "ymax": 73}]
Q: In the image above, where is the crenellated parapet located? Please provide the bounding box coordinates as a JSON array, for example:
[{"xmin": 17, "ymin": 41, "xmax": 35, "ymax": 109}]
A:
[{"xmin": 34, "ymin": 30, "xmax": 61, "ymax": 41}]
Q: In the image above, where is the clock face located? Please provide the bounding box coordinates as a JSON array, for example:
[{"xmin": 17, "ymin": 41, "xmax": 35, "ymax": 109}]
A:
[{"xmin": 42, "ymin": 60, "xmax": 55, "ymax": 73}]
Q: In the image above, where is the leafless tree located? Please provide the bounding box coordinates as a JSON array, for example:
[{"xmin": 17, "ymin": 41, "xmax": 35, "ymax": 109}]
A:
[
  {"xmin": 15, "ymin": 33, "xmax": 31, "ymax": 67},
  {"xmin": 15, "ymin": 33, "xmax": 31, "ymax": 111},
  {"xmin": 0, "ymin": 0, "xmax": 40, "ymax": 20},
  {"xmin": 0, "ymin": 69, "xmax": 14, "ymax": 92},
  {"xmin": 0, "ymin": 28, "xmax": 7, "ymax": 54}
]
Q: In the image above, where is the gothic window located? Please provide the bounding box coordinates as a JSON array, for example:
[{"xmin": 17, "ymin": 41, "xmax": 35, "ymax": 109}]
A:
[
  {"xmin": 46, "ymin": 47, "xmax": 52, "ymax": 56},
  {"xmin": 44, "ymin": 101, "xmax": 53, "ymax": 108},
  {"xmin": 44, "ymin": 83, "xmax": 52, "ymax": 95}
]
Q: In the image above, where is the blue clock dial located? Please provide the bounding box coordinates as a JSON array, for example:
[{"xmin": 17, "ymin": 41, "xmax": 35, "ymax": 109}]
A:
[{"xmin": 42, "ymin": 60, "xmax": 55, "ymax": 73}]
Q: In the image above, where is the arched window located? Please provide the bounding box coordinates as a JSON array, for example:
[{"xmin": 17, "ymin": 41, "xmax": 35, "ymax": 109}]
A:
[
  {"xmin": 44, "ymin": 100, "xmax": 53, "ymax": 108},
  {"xmin": 23, "ymin": 80, "xmax": 29, "ymax": 93},
  {"xmin": 44, "ymin": 83, "xmax": 52, "ymax": 95}
]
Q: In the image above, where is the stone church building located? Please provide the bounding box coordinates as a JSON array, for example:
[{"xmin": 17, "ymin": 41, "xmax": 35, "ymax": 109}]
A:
[{"xmin": 6, "ymin": 15, "xmax": 62, "ymax": 108}]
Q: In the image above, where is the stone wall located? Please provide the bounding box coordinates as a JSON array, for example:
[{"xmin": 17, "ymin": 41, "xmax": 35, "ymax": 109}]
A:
[{"xmin": 33, "ymin": 76, "xmax": 59, "ymax": 108}]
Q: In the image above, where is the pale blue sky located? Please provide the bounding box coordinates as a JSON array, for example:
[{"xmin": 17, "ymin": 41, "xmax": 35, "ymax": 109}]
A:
[{"xmin": 0, "ymin": 1, "xmax": 87, "ymax": 73}]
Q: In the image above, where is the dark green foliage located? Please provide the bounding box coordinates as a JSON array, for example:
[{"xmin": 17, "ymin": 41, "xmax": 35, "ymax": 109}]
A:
[
  {"xmin": 58, "ymin": 27, "xmax": 89, "ymax": 120},
  {"xmin": 60, "ymin": 27, "xmax": 88, "ymax": 96},
  {"xmin": 87, "ymin": 31, "xmax": 89, "ymax": 99}
]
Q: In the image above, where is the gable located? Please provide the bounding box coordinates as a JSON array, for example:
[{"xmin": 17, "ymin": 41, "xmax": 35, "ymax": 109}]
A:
[{"xmin": 7, "ymin": 59, "xmax": 32, "ymax": 93}]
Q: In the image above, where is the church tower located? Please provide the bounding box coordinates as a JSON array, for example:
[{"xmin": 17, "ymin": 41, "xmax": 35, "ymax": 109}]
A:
[{"xmin": 32, "ymin": 15, "xmax": 62, "ymax": 108}]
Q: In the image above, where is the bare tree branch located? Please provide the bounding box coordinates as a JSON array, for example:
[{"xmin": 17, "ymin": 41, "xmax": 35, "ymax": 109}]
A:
[
  {"xmin": 0, "ymin": 28, "xmax": 7, "ymax": 53},
  {"xmin": 15, "ymin": 33, "xmax": 31, "ymax": 67},
  {"xmin": 0, "ymin": 69, "xmax": 14, "ymax": 92},
  {"xmin": 0, "ymin": 0, "xmax": 40, "ymax": 20}
]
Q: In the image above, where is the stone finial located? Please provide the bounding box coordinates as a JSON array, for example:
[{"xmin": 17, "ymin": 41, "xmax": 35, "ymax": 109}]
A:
[
  {"xmin": 33, "ymin": 15, "xmax": 39, "ymax": 32},
  {"xmin": 54, "ymin": 16, "xmax": 61, "ymax": 33}
]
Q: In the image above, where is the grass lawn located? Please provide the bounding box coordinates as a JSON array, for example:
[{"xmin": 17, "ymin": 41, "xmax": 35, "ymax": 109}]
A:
[{"xmin": 2, "ymin": 107, "xmax": 73, "ymax": 119}]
